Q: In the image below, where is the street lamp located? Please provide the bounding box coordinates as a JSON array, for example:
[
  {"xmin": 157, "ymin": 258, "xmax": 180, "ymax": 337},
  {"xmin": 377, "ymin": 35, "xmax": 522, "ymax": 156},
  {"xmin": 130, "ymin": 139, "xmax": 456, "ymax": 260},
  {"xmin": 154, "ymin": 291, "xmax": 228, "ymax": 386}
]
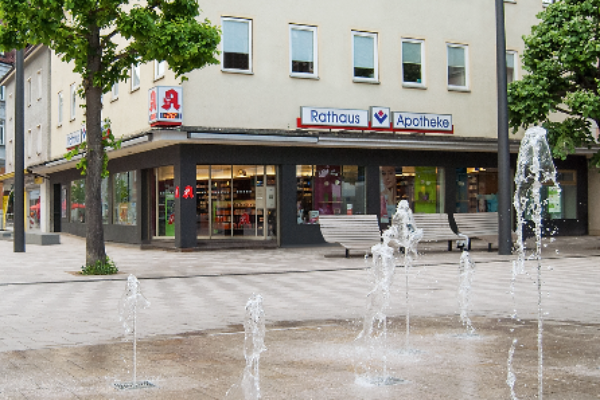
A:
[{"xmin": 13, "ymin": 48, "xmax": 24, "ymax": 252}]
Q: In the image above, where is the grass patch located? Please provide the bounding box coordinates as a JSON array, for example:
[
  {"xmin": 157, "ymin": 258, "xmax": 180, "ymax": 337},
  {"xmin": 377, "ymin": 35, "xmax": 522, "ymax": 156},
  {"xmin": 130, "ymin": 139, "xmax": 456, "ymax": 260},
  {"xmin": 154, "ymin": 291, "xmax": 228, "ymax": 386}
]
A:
[{"xmin": 81, "ymin": 256, "xmax": 119, "ymax": 275}]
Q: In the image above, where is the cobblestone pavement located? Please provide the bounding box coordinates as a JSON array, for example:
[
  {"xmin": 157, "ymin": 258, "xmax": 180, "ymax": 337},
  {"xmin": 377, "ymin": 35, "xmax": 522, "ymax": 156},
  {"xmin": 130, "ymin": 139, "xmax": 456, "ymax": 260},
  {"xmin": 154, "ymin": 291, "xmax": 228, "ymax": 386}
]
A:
[{"xmin": 0, "ymin": 234, "xmax": 599, "ymax": 398}]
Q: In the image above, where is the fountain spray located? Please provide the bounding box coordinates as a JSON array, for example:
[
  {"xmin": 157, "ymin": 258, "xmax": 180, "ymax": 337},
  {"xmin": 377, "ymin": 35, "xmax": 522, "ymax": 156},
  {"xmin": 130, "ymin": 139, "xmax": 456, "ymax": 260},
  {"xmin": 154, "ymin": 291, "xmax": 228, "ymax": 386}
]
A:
[
  {"xmin": 116, "ymin": 274, "xmax": 152, "ymax": 390},
  {"xmin": 512, "ymin": 126, "xmax": 559, "ymax": 400}
]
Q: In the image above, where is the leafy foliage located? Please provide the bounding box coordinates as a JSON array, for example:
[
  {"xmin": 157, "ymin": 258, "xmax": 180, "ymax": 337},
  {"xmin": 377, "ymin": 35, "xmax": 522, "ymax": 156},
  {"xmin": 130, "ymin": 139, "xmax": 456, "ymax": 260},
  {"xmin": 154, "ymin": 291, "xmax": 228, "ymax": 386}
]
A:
[
  {"xmin": 508, "ymin": 0, "xmax": 600, "ymax": 167},
  {"xmin": 81, "ymin": 256, "xmax": 119, "ymax": 275}
]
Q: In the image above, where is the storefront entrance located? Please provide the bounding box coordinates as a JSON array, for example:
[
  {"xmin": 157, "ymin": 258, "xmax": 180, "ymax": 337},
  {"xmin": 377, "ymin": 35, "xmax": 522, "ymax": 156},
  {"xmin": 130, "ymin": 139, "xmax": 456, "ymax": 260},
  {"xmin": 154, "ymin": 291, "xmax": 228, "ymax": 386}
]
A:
[{"xmin": 196, "ymin": 165, "xmax": 276, "ymax": 239}]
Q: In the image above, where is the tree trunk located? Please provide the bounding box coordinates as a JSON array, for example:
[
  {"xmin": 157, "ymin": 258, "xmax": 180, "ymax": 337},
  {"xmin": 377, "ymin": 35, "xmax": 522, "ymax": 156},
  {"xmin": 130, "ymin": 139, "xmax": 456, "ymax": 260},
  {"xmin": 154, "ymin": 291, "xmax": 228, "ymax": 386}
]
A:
[{"xmin": 85, "ymin": 24, "xmax": 106, "ymax": 266}]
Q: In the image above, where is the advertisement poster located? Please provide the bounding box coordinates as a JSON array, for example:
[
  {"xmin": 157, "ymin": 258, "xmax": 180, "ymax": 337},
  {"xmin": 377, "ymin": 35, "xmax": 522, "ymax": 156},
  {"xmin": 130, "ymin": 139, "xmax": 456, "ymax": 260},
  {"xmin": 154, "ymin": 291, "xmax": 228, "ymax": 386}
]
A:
[
  {"xmin": 548, "ymin": 187, "xmax": 561, "ymax": 215},
  {"xmin": 414, "ymin": 167, "xmax": 437, "ymax": 213}
]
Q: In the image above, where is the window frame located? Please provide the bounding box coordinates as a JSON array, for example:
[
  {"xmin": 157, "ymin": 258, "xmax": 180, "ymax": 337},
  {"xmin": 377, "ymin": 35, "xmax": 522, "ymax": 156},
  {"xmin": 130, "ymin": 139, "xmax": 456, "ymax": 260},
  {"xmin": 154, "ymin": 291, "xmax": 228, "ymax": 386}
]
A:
[
  {"xmin": 69, "ymin": 83, "xmax": 77, "ymax": 120},
  {"xmin": 289, "ymin": 24, "xmax": 318, "ymax": 79},
  {"xmin": 57, "ymin": 91, "xmax": 63, "ymax": 126},
  {"xmin": 506, "ymin": 50, "xmax": 518, "ymax": 84},
  {"xmin": 446, "ymin": 43, "xmax": 470, "ymax": 91},
  {"xmin": 0, "ymin": 85, "xmax": 6, "ymax": 101},
  {"xmin": 221, "ymin": 17, "xmax": 253, "ymax": 74},
  {"xmin": 154, "ymin": 60, "xmax": 166, "ymax": 80},
  {"xmin": 131, "ymin": 63, "xmax": 141, "ymax": 91},
  {"xmin": 111, "ymin": 82, "xmax": 119, "ymax": 101},
  {"xmin": 351, "ymin": 30, "xmax": 379, "ymax": 83},
  {"xmin": 0, "ymin": 120, "xmax": 4, "ymax": 145},
  {"xmin": 401, "ymin": 38, "xmax": 426, "ymax": 88}
]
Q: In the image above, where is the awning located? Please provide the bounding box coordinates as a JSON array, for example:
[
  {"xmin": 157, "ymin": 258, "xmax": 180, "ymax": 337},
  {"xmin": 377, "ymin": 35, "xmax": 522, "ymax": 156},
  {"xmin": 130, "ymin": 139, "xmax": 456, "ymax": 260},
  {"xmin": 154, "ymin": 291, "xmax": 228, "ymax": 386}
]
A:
[{"xmin": 0, "ymin": 170, "xmax": 29, "ymax": 182}]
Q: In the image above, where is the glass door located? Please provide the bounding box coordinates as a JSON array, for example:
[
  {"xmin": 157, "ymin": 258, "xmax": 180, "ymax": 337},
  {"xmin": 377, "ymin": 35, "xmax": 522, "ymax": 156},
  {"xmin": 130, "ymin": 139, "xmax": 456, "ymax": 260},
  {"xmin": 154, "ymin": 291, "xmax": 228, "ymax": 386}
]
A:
[
  {"xmin": 233, "ymin": 165, "xmax": 257, "ymax": 237},
  {"xmin": 211, "ymin": 165, "xmax": 232, "ymax": 237},
  {"xmin": 154, "ymin": 166, "xmax": 175, "ymax": 238}
]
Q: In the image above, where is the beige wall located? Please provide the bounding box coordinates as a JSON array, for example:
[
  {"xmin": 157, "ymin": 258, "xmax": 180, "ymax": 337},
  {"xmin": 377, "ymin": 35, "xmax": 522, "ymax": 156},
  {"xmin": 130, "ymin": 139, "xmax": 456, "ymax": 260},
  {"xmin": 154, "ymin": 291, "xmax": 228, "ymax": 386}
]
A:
[
  {"xmin": 588, "ymin": 166, "xmax": 600, "ymax": 235},
  {"xmin": 4, "ymin": 46, "xmax": 52, "ymax": 173},
  {"xmin": 47, "ymin": 0, "xmax": 546, "ymax": 154}
]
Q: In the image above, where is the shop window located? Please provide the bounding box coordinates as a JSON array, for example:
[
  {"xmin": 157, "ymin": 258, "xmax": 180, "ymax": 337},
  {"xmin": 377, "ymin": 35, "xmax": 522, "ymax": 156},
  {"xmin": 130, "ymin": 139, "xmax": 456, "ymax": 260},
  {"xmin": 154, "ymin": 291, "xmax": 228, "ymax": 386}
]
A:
[
  {"xmin": 506, "ymin": 51, "xmax": 517, "ymax": 84},
  {"xmin": 70, "ymin": 179, "xmax": 86, "ymax": 223},
  {"xmin": 352, "ymin": 31, "xmax": 378, "ymax": 82},
  {"xmin": 455, "ymin": 168, "xmax": 498, "ymax": 213},
  {"xmin": 402, "ymin": 39, "xmax": 425, "ymax": 86},
  {"xmin": 447, "ymin": 43, "xmax": 468, "ymax": 90},
  {"xmin": 27, "ymin": 189, "xmax": 40, "ymax": 231},
  {"xmin": 290, "ymin": 24, "xmax": 317, "ymax": 77},
  {"xmin": 297, "ymin": 165, "xmax": 365, "ymax": 224},
  {"xmin": 380, "ymin": 166, "xmax": 445, "ymax": 223},
  {"xmin": 114, "ymin": 171, "xmax": 137, "ymax": 225},
  {"xmin": 154, "ymin": 166, "xmax": 175, "ymax": 237},
  {"xmin": 101, "ymin": 177, "xmax": 109, "ymax": 224},
  {"xmin": 222, "ymin": 17, "xmax": 252, "ymax": 72},
  {"xmin": 541, "ymin": 170, "xmax": 577, "ymax": 220}
]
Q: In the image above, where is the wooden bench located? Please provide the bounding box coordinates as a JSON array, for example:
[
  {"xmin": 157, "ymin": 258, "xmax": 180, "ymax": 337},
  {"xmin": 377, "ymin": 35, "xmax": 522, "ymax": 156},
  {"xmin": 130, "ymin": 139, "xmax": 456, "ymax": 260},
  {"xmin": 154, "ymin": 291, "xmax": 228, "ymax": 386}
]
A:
[
  {"xmin": 318, "ymin": 215, "xmax": 382, "ymax": 257},
  {"xmin": 453, "ymin": 212, "xmax": 516, "ymax": 252},
  {"xmin": 412, "ymin": 213, "xmax": 467, "ymax": 251}
]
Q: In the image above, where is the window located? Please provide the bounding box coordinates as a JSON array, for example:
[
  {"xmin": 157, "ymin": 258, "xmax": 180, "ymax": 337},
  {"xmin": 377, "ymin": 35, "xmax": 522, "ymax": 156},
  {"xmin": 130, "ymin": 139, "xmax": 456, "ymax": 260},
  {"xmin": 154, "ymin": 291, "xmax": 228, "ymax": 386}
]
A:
[
  {"xmin": 131, "ymin": 63, "xmax": 140, "ymax": 91},
  {"xmin": 222, "ymin": 17, "xmax": 252, "ymax": 72},
  {"xmin": 26, "ymin": 129, "xmax": 32, "ymax": 159},
  {"xmin": 70, "ymin": 83, "xmax": 77, "ymax": 120},
  {"xmin": 114, "ymin": 171, "xmax": 137, "ymax": 225},
  {"xmin": 296, "ymin": 165, "xmax": 366, "ymax": 224},
  {"xmin": 0, "ymin": 86, "xmax": 5, "ymax": 101},
  {"xmin": 290, "ymin": 25, "xmax": 318, "ymax": 77},
  {"xmin": 402, "ymin": 39, "xmax": 425, "ymax": 86},
  {"xmin": 70, "ymin": 179, "xmax": 86, "ymax": 223},
  {"xmin": 36, "ymin": 124, "xmax": 42, "ymax": 155},
  {"xmin": 111, "ymin": 82, "xmax": 119, "ymax": 101},
  {"xmin": 26, "ymin": 78, "xmax": 31, "ymax": 106},
  {"xmin": 456, "ymin": 168, "xmax": 498, "ymax": 213},
  {"xmin": 380, "ymin": 166, "xmax": 445, "ymax": 223},
  {"xmin": 155, "ymin": 60, "xmax": 166, "ymax": 80},
  {"xmin": 37, "ymin": 70, "xmax": 42, "ymax": 100},
  {"xmin": 101, "ymin": 177, "xmax": 109, "ymax": 224},
  {"xmin": 352, "ymin": 31, "xmax": 378, "ymax": 82},
  {"xmin": 506, "ymin": 51, "xmax": 517, "ymax": 84},
  {"xmin": 0, "ymin": 120, "xmax": 4, "ymax": 145},
  {"xmin": 447, "ymin": 43, "xmax": 469, "ymax": 90},
  {"xmin": 57, "ymin": 91, "xmax": 63, "ymax": 126}
]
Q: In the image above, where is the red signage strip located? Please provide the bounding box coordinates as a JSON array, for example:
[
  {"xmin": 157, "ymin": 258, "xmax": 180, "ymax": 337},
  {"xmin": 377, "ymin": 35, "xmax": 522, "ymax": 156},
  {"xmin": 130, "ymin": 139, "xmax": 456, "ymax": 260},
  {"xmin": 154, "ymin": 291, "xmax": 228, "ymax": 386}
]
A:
[{"xmin": 296, "ymin": 118, "xmax": 454, "ymax": 134}]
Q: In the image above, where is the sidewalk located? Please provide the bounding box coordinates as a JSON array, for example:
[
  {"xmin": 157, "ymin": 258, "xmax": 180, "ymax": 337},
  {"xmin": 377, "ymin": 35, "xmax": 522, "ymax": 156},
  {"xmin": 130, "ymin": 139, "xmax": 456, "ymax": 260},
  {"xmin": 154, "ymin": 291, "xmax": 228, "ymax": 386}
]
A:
[{"xmin": 0, "ymin": 234, "xmax": 599, "ymax": 398}]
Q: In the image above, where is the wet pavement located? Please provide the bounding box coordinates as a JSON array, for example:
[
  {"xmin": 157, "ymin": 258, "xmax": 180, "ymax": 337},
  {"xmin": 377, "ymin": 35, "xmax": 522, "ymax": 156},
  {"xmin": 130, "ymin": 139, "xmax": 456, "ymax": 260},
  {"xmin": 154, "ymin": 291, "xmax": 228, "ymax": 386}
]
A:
[{"xmin": 0, "ymin": 234, "xmax": 599, "ymax": 398}]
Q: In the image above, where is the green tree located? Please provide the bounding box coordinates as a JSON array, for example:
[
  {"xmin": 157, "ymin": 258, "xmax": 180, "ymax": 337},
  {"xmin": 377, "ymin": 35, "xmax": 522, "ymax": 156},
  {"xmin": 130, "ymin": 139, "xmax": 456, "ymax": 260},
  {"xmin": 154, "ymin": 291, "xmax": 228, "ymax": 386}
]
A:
[
  {"xmin": 0, "ymin": 0, "xmax": 220, "ymax": 267},
  {"xmin": 508, "ymin": 0, "xmax": 600, "ymax": 167}
]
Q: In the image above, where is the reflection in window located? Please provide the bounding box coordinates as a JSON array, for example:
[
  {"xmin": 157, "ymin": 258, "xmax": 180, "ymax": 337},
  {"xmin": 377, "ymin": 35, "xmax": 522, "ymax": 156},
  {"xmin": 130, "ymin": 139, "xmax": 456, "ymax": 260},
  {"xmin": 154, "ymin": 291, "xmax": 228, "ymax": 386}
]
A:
[
  {"xmin": 114, "ymin": 171, "xmax": 137, "ymax": 225},
  {"xmin": 456, "ymin": 168, "xmax": 498, "ymax": 213},
  {"xmin": 296, "ymin": 165, "xmax": 366, "ymax": 224},
  {"xmin": 70, "ymin": 179, "xmax": 86, "ymax": 223},
  {"xmin": 380, "ymin": 166, "xmax": 445, "ymax": 223}
]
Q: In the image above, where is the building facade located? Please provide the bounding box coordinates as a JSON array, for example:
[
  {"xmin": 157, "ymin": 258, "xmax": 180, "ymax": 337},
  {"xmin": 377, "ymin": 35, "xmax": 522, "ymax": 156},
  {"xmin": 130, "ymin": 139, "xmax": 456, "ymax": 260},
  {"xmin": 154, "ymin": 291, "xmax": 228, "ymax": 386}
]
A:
[{"xmin": 4, "ymin": 0, "xmax": 595, "ymax": 247}]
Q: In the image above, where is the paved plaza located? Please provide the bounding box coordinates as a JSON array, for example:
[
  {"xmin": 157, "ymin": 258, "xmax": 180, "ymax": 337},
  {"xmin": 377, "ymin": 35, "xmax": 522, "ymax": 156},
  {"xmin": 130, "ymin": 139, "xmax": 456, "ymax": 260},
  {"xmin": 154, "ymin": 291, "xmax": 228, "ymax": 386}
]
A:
[{"xmin": 0, "ymin": 234, "xmax": 599, "ymax": 398}]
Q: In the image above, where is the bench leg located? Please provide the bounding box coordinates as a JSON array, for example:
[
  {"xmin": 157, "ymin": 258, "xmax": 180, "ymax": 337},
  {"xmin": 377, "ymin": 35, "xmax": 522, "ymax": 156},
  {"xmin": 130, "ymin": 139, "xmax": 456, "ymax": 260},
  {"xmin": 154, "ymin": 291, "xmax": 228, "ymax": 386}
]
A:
[
  {"xmin": 345, "ymin": 248, "xmax": 349, "ymax": 258},
  {"xmin": 468, "ymin": 239, "xmax": 472, "ymax": 251},
  {"xmin": 488, "ymin": 243, "xmax": 492, "ymax": 252},
  {"xmin": 448, "ymin": 240, "xmax": 452, "ymax": 251}
]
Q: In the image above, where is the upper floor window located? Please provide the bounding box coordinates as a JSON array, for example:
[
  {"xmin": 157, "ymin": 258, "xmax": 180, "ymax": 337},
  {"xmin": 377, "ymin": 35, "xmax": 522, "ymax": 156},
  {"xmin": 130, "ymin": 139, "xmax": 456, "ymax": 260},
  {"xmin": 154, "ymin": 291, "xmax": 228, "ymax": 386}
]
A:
[
  {"xmin": 111, "ymin": 82, "xmax": 119, "ymax": 101},
  {"xmin": 447, "ymin": 43, "xmax": 469, "ymax": 90},
  {"xmin": 26, "ymin": 77, "xmax": 31, "ymax": 106},
  {"xmin": 70, "ymin": 83, "xmax": 77, "ymax": 120},
  {"xmin": 506, "ymin": 50, "xmax": 517, "ymax": 84},
  {"xmin": 37, "ymin": 70, "xmax": 42, "ymax": 101},
  {"xmin": 0, "ymin": 86, "xmax": 5, "ymax": 101},
  {"xmin": 402, "ymin": 39, "xmax": 425, "ymax": 87},
  {"xmin": 290, "ymin": 24, "xmax": 318, "ymax": 78},
  {"xmin": 222, "ymin": 17, "xmax": 252, "ymax": 72},
  {"xmin": 131, "ymin": 63, "xmax": 141, "ymax": 91},
  {"xmin": 155, "ymin": 60, "xmax": 166, "ymax": 80},
  {"xmin": 57, "ymin": 91, "xmax": 63, "ymax": 126},
  {"xmin": 352, "ymin": 31, "xmax": 378, "ymax": 82},
  {"xmin": 0, "ymin": 120, "xmax": 4, "ymax": 145}
]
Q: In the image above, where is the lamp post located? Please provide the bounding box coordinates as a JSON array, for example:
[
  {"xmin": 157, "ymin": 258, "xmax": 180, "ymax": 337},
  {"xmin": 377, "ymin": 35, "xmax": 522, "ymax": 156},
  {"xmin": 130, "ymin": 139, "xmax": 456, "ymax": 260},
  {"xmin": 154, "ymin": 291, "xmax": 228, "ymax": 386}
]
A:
[
  {"xmin": 496, "ymin": 0, "xmax": 512, "ymax": 255},
  {"xmin": 13, "ymin": 48, "xmax": 24, "ymax": 252}
]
